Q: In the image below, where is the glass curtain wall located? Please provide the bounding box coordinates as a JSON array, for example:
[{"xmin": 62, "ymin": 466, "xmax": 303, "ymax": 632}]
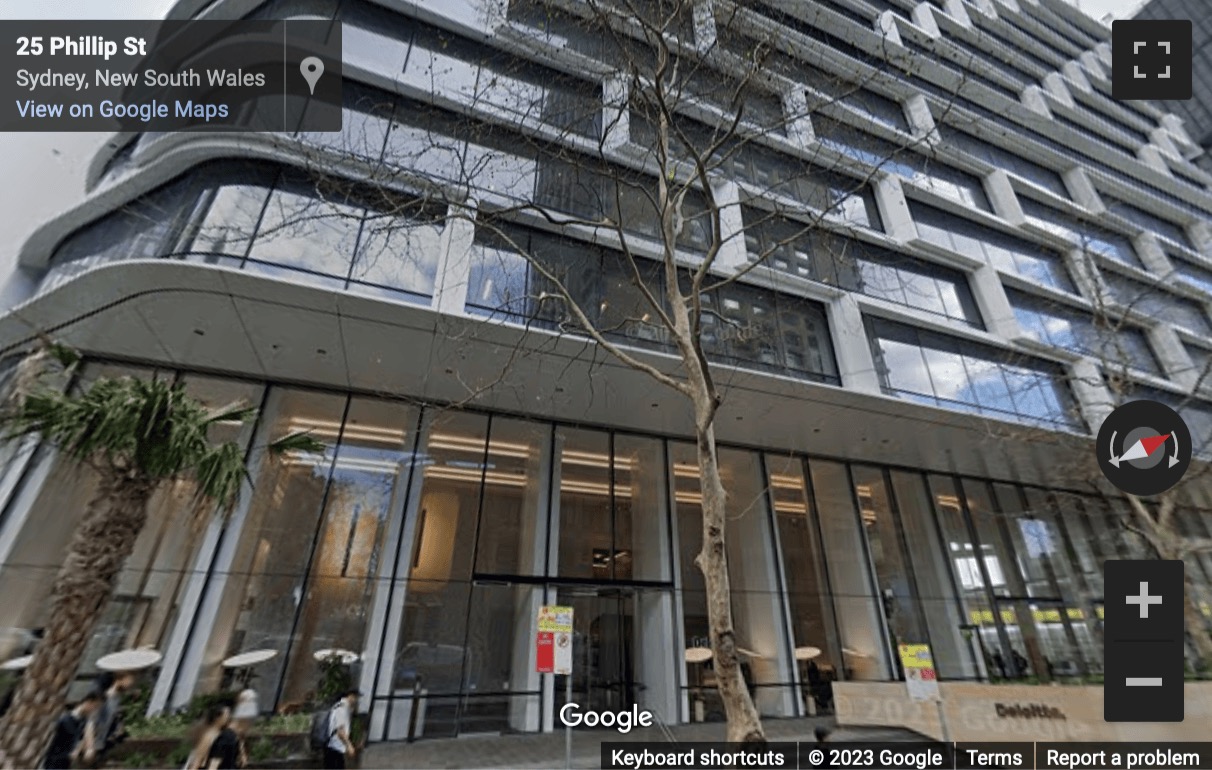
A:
[
  {"xmin": 673, "ymin": 444, "xmax": 795, "ymax": 721},
  {"xmin": 198, "ymin": 391, "xmax": 418, "ymax": 710},
  {"xmin": 12, "ymin": 366, "xmax": 1212, "ymax": 733}
]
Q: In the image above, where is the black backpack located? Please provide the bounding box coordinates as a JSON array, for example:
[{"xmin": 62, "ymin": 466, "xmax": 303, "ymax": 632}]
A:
[{"xmin": 309, "ymin": 704, "xmax": 334, "ymax": 752}]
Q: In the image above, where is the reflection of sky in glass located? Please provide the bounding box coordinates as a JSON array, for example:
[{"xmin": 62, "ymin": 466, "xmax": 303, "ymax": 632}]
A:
[{"xmin": 1018, "ymin": 518, "xmax": 1055, "ymax": 558}]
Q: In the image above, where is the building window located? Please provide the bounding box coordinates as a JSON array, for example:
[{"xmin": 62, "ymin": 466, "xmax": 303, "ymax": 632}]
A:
[
  {"xmin": 764, "ymin": 455, "xmax": 840, "ymax": 701},
  {"xmin": 934, "ymin": 124, "xmax": 1069, "ymax": 199},
  {"xmin": 42, "ymin": 174, "xmax": 201, "ymax": 293},
  {"xmin": 1101, "ymin": 271, "xmax": 1212, "ymax": 337},
  {"xmin": 1103, "ymin": 196, "xmax": 1196, "ymax": 252},
  {"xmin": 0, "ymin": 369, "xmax": 262, "ymax": 698},
  {"xmin": 888, "ymin": 470, "xmax": 981, "ymax": 680},
  {"xmin": 198, "ymin": 391, "xmax": 420, "ymax": 711},
  {"xmin": 556, "ymin": 427, "xmax": 671, "ymax": 582},
  {"xmin": 630, "ymin": 114, "xmax": 882, "ymax": 229},
  {"xmin": 1007, "ymin": 288, "xmax": 1162, "ymax": 376},
  {"xmin": 909, "ymin": 202, "xmax": 1076, "ymax": 293},
  {"xmin": 400, "ymin": 16, "xmax": 603, "ymax": 138},
  {"xmin": 1172, "ymin": 257, "xmax": 1212, "ymax": 297},
  {"xmin": 806, "ymin": 458, "xmax": 893, "ymax": 682},
  {"xmin": 866, "ymin": 317, "xmax": 1081, "ymax": 428},
  {"xmin": 533, "ymin": 156, "xmax": 712, "ymax": 252},
  {"xmin": 1020, "ymin": 198, "xmax": 1142, "ymax": 269},
  {"xmin": 812, "ymin": 118, "xmax": 990, "ymax": 210},
  {"xmin": 745, "ymin": 213, "xmax": 983, "ymax": 327},
  {"xmin": 467, "ymin": 222, "xmax": 841, "ymax": 384},
  {"xmin": 674, "ymin": 444, "xmax": 798, "ymax": 715}
]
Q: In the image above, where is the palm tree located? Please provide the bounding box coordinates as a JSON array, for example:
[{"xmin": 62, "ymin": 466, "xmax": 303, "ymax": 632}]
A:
[{"xmin": 0, "ymin": 344, "xmax": 321, "ymax": 768}]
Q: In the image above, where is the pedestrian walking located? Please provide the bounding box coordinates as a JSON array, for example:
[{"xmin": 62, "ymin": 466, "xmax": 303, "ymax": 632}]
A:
[
  {"xmin": 44, "ymin": 691, "xmax": 103, "ymax": 769},
  {"xmin": 324, "ymin": 689, "xmax": 360, "ymax": 769}
]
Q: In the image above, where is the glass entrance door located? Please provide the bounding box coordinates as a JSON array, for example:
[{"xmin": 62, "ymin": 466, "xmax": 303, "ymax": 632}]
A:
[{"xmin": 556, "ymin": 587, "xmax": 639, "ymax": 713}]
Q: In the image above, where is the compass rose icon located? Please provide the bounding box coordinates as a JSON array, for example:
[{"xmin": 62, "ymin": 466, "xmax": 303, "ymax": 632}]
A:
[{"xmin": 1097, "ymin": 400, "xmax": 1191, "ymax": 496}]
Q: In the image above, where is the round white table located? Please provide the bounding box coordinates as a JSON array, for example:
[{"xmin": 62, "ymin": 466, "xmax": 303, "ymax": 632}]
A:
[{"xmin": 96, "ymin": 649, "xmax": 162, "ymax": 672}]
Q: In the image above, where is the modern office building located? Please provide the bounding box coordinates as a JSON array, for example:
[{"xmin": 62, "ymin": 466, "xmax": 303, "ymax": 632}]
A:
[
  {"xmin": 3, "ymin": 0, "xmax": 1212, "ymax": 743},
  {"xmin": 1132, "ymin": 0, "xmax": 1212, "ymax": 174}
]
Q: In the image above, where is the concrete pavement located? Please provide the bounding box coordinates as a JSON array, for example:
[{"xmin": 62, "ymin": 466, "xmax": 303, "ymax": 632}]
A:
[{"xmin": 363, "ymin": 716, "xmax": 926, "ymax": 769}]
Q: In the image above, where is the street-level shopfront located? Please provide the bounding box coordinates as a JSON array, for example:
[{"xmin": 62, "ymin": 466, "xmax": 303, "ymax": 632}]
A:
[{"xmin": 0, "ymin": 362, "xmax": 1208, "ymax": 741}]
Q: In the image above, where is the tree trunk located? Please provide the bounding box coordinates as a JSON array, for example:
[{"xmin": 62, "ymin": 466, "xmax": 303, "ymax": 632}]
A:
[
  {"xmin": 1184, "ymin": 571, "xmax": 1212, "ymax": 671},
  {"xmin": 0, "ymin": 470, "xmax": 154, "ymax": 769},
  {"xmin": 693, "ymin": 420, "xmax": 765, "ymax": 744}
]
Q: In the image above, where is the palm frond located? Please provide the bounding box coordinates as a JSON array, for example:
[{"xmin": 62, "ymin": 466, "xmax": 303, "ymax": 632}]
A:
[
  {"xmin": 269, "ymin": 431, "xmax": 326, "ymax": 455},
  {"xmin": 0, "ymin": 370, "xmax": 326, "ymax": 509},
  {"xmin": 203, "ymin": 402, "xmax": 258, "ymax": 427}
]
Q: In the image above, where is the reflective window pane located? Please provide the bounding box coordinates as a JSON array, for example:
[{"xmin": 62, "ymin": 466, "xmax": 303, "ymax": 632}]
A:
[{"xmin": 810, "ymin": 459, "xmax": 889, "ymax": 680}]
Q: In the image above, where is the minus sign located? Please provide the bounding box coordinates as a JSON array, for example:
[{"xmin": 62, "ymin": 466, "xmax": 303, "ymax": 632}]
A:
[{"xmin": 1125, "ymin": 677, "xmax": 1163, "ymax": 686}]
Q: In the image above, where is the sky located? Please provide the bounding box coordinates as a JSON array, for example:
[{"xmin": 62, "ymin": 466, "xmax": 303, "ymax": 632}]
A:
[{"xmin": 0, "ymin": 0, "xmax": 1155, "ymax": 277}]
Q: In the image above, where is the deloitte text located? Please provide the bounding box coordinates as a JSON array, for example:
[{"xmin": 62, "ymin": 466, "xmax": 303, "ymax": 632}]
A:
[{"xmin": 558, "ymin": 704, "xmax": 654, "ymax": 733}]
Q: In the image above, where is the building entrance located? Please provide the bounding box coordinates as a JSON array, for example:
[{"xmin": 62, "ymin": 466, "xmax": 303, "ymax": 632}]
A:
[{"xmin": 552, "ymin": 585, "xmax": 679, "ymax": 727}]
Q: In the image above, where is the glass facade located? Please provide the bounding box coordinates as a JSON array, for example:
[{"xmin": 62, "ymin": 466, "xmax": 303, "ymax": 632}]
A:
[
  {"xmin": 21, "ymin": 0, "xmax": 1212, "ymax": 746},
  {"xmin": 866, "ymin": 318, "xmax": 1082, "ymax": 428},
  {"xmin": 3, "ymin": 362, "xmax": 1205, "ymax": 736},
  {"xmin": 1007, "ymin": 288, "xmax": 1162, "ymax": 376}
]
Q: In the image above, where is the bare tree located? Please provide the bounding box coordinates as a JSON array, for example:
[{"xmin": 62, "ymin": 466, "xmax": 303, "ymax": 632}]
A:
[
  {"xmin": 166, "ymin": 0, "xmax": 980, "ymax": 740},
  {"xmin": 1021, "ymin": 226, "xmax": 1212, "ymax": 670}
]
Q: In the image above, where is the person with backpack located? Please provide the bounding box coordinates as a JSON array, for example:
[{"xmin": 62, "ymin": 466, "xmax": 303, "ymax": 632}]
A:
[
  {"xmin": 312, "ymin": 689, "xmax": 359, "ymax": 769},
  {"xmin": 44, "ymin": 691, "xmax": 104, "ymax": 769}
]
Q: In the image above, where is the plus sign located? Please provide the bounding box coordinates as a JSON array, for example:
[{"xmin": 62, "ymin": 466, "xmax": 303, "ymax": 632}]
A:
[{"xmin": 1126, "ymin": 581, "xmax": 1163, "ymax": 618}]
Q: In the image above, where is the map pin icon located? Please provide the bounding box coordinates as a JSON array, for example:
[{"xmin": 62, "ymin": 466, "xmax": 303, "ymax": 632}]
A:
[{"xmin": 300, "ymin": 56, "xmax": 324, "ymax": 95}]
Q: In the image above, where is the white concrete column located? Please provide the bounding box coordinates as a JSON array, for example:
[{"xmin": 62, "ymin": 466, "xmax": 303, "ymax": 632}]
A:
[
  {"xmin": 1020, "ymin": 85, "xmax": 1053, "ymax": 117},
  {"xmin": 993, "ymin": 0, "xmax": 1020, "ymax": 13},
  {"xmin": 903, "ymin": 94, "xmax": 937, "ymax": 141},
  {"xmin": 358, "ymin": 426, "xmax": 424, "ymax": 728},
  {"xmin": 984, "ymin": 169, "xmax": 1025, "ymax": 223},
  {"xmin": 970, "ymin": 265, "xmax": 1021, "ymax": 339},
  {"xmin": 943, "ymin": 0, "xmax": 973, "ymax": 26},
  {"xmin": 1097, "ymin": 42, "xmax": 1113, "ymax": 68},
  {"xmin": 603, "ymin": 74, "xmax": 630, "ymax": 149},
  {"xmin": 782, "ymin": 89, "xmax": 814, "ymax": 149},
  {"xmin": 165, "ymin": 388, "xmax": 285, "ymax": 711},
  {"xmin": 1161, "ymin": 113, "xmax": 1192, "ymax": 146},
  {"xmin": 877, "ymin": 11, "xmax": 903, "ymax": 46},
  {"xmin": 0, "ymin": 443, "xmax": 52, "ymax": 576},
  {"xmin": 726, "ymin": 490, "xmax": 795, "ymax": 718},
  {"xmin": 370, "ymin": 414, "xmax": 432, "ymax": 741},
  {"xmin": 1150, "ymin": 128, "xmax": 1182, "ymax": 160},
  {"xmin": 968, "ymin": 0, "xmax": 998, "ymax": 17},
  {"xmin": 873, "ymin": 175, "xmax": 917, "ymax": 242},
  {"xmin": 1062, "ymin": 167, "xmax": 1103, "ymax": 213},
  {"xmin": 433, "ymin": 199, "xmax": 477, "ymax": 316},
  {"xmin": 911, "ymin": 3, "xmax": 941, "ymax": 38},
  {"xmin": 1150, "ymin": 325, "xmax": 1199, "ymax": 389},
  {"xmin": 828, "ymin": 293, "xmax": 882, "ymax": 394},
  {"xmin": 713, "ymin": 179, "xmax": 748, "ymax": 273},
  {"xmin": 1042, "ymin": 73, "xmax": 1075, "ymax": 109},
  {"xmin": 1138, "ymin": 145, "xmax": 1174, "ymax": 176},
  {"xmin": 1132, "ymin": 232, "xmax": 1174, "ymax": 276},
  {"xmin": 1064, "ymin": 246, "xmax": 1107, "ymax": 304},
  {"xmin": 1188, "ymin": 220, "xmax": 1212, "ymax": 255},
  {"xmin": 508, "ymin": 428, "xmax": 552, "ymax": 733},
  {"xmin": 1079, "ymin": 51, "xmax": 1105, "ymax": 80},
  {"xmin": 541, "ymin": 431, "xmax": 564, "ymax": 733},
  {"xmin": 692, "ymin": 0, "xmax": 717, "ymax": 51},
  {"xmin": 1062, "ymin": 61, "xmax": 1092, "ymax": 93},
  {"xmin": 1070, "ymin": 358, "xmax": 1115, "ymax": 433}
]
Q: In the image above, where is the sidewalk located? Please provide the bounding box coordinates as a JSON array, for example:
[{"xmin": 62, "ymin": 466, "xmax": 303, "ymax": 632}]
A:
[{"xmin": 363, "ymin": 717, "xmax": 926, "ymax": 769}]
